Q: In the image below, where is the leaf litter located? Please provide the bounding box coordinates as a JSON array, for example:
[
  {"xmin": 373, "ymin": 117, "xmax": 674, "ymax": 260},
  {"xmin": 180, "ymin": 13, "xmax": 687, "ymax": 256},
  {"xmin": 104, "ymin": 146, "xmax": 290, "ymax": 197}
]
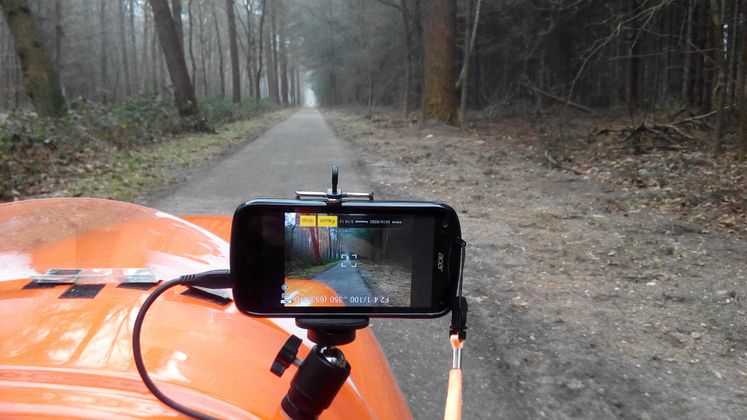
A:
[{"xmin": 326, "ymin": 108, "xmax": 747, "ymax": 419}]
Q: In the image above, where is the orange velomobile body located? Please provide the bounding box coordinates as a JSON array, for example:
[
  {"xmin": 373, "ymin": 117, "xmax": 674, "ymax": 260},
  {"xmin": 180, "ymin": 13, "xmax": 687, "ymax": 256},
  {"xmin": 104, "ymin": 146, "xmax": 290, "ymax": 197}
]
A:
[{"xmin": 0, "ymin": 198, "xmax": 411, "ymax": 419}]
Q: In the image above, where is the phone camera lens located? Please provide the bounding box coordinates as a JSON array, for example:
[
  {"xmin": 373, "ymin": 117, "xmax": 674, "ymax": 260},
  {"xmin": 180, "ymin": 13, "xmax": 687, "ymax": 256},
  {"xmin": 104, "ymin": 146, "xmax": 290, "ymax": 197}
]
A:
[{"xmin": 441, "ymin": 219, "xmax": 449, "ymax": 228}]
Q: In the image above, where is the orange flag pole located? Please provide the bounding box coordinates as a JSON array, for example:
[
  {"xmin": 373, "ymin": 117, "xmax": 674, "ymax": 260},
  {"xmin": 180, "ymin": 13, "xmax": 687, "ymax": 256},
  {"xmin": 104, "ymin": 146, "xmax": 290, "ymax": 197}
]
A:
[
  {"xmin": 444, "ymin": 334, "xmax": 464, "ymax": 420},
  {"xmin": 445, "ymin": 239, "xmax": 468, "ymax": 420}
]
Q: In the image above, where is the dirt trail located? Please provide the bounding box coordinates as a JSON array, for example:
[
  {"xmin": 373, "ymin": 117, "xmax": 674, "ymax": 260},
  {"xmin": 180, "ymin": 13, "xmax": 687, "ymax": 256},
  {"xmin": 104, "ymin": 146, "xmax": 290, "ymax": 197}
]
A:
[
  {"xmin": 326, "ymin": 110, "xmax": 747, "ymax": 420},
  {"xmin": 148, "ymin": 108, "xmax": 367, "ymax": 214}
]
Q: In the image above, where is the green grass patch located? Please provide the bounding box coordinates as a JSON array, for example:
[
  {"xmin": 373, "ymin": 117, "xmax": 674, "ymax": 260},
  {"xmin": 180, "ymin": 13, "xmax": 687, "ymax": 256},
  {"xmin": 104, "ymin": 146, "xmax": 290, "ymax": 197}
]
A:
[
  {"xmin": 322, "ymin": 109, "xmax": 376, "ymax": 138},
  {"xmin": 200, "ymin": 97, "xmax": 275, "ymax": 124},
  {"xmin": 58, "ymin": 108, "xmax": 296, "ymax": 202}
]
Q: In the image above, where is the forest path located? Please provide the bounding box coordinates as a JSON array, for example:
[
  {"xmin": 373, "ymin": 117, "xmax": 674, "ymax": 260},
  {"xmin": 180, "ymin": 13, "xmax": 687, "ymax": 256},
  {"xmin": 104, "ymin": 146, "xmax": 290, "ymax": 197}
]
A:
[
  {"xmin": 323, "ymin": 110, "xmax": 747, "ymax": 420},
  {"xmin": 313, "ymin": 263, "xmax": 375, "ymax": 305},
  {"xmin": 149, "ymin": 107, "xmax": 367, "ymax": 214},
  {"xmin": 147, "ymin": 107, "xmax": 459, "ymax": 419}
]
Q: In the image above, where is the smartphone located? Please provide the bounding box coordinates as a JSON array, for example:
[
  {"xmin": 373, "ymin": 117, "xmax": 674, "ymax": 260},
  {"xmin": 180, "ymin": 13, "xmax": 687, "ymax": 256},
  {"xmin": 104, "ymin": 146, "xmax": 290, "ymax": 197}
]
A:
[{"xmin": 230, "ymin": 199, "xmax": 462, "ymax": 317}]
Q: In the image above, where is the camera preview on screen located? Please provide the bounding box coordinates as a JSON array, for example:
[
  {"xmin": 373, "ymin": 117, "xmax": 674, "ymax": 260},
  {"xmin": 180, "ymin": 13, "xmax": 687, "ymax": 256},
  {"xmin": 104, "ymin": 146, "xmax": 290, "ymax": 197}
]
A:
[{"xmin": 281, "ymin": 212, "xmax": 421, "ymax": 308}]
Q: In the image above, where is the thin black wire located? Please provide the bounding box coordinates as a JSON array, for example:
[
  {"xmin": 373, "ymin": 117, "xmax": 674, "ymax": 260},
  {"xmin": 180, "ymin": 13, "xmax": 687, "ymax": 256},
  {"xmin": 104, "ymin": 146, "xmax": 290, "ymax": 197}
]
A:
[
  {"xmin": 132, "ymin": 277, "xmax": 218, "ymax": 420},
  {"xmin": 457, "ymin": 239, "xmax": 467, "ymax": 297}
]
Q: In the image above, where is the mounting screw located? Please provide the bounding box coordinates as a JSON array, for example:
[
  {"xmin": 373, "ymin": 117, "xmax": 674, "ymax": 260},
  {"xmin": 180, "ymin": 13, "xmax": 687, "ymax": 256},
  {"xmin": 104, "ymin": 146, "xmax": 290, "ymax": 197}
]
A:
[
  {"xmin": 331, "ymin": 165, "xmax": 339, "ymax": 195},
  {"xmin": 271, "ymin": 335, "xmax": 303, "ymax": 377}
]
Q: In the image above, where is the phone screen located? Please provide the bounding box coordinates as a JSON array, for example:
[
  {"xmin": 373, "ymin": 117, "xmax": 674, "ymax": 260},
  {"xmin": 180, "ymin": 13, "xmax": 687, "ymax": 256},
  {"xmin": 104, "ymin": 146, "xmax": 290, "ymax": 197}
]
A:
[
  {"xmin": 281, "ymin": 212, "xmax": 434, "ymax": 308},
  {"xmin": 231, "ymin": 199, "xmax": 460, "ymax": 317}
]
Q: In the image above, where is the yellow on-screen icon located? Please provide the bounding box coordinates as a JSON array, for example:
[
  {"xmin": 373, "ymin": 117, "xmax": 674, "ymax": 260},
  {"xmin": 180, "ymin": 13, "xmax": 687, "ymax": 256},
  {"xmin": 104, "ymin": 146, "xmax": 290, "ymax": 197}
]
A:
[
  {"xmin": 318, "ymin": 215, "xmax": 338, "ymax": 227},
  {"xmin": 300, "ymin": 215, "xmax": 317, "ymax": 227}
]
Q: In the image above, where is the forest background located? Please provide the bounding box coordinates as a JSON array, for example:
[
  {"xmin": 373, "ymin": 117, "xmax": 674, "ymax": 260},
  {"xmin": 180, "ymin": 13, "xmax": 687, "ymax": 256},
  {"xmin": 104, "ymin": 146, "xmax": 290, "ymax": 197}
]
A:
[{"xmin": 0, "ymin": 0, "xmax": 746, "ymax": 224}]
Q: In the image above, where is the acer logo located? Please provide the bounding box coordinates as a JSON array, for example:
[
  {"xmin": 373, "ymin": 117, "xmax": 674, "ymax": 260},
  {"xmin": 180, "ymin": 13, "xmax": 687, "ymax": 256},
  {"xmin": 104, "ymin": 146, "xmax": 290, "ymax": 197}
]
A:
[{"xmin": 437, "ymin": 252, "xmax": 444, "ymax": 272}]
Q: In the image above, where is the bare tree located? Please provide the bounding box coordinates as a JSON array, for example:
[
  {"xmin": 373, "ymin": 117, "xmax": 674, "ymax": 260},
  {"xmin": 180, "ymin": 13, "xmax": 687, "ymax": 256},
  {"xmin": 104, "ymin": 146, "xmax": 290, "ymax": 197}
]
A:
[
  {"xmin": 279, "ymin": 17, "xmax": 289, "ymax": 105},
  {"xmin": 422, "ymin": 0, "xmax": 456, "ymax": 123},
  {"xmin": 227, "ymin": 0, "xmax": 241, "ymax": 102},
  {"xmin": 172, "ymin": 0, "xmax": 183, "ymax": 45},
  {"xmin": 143, "ymin": 3, "xmax": 152, "ymax": 91},
  {"xmin": 239, "ymin": 0, "xmax": 256, "ymax": 99},
  {"xmin": 54, "ymin": 0, "xmax": 62, "ymax": 71},
  {"xmin": 0, "ymin": 0, "xmax": 66, "ymax": 116},
  {"xmin": 197, "ymin": 1, "xmax": 209, "ymax": 96},
  {"xmin": 119, "ymin": 0, "xmax": 132, "ymax": 96},
  {"xmin": 148, "ymin": 0, "xmax": 198, "ymax": 116},
  {"xmin": 458, "ymin": 0, "xmax": 481, "ymax": 127},
  {"xmin": 739, "ymin": 2, "xmax": 747, "ymax": 161},
  {"xmin": 375, "ymin": 0, "xmax": 416, "ymax": 118},
  {"xmin": 255, "ymin": 0, "xmax": 267, "ymax": 104},
  {"xmin": 266, "ymin": 0, "xmax": 279, "ymax": 103},
  {"xmin": 187, "ymin": 0, "xmax": 197, "ymax": 86},
  {"xmin": 710, "ymin": 0, "xmax": 726, "ymax": 154},
  {"xmin": 99, "ymin": 0, "xmax": 108, "ymax": 97},
  {"xmin": 212, "ymin": 1, "xmax": 226, "ymax": 98},
  {"xmin": 129, "ymin": 0, "xmax": 139, "ymax": 89}
]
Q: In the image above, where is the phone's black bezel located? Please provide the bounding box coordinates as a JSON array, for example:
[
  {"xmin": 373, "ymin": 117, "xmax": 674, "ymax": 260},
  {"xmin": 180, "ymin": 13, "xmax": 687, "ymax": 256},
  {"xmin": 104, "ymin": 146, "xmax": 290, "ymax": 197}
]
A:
[{"xmin": 230, "ymin": 199, "xmax": 462, "ymax": 318}]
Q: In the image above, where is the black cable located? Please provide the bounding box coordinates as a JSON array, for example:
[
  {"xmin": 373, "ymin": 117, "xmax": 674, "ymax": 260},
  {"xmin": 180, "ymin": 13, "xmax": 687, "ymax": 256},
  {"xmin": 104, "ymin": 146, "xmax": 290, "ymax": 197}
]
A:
[{"xmin": 132, "ymin": 270, "xmax": 230, "ymax": 420}]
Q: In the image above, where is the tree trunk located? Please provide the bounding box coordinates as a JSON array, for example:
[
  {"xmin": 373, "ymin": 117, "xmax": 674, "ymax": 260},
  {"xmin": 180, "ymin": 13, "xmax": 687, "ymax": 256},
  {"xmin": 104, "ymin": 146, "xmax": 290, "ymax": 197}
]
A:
[
  {"xmin": 172, "ymin": 0, "xmax": 183, "ymax": 47},
  {"xmin": 458, "ymin": 0, "xmax": 471, "ymax": 126},
  {"xmin": 626, "ymin": 0, "xmax": 641, "ymax": 109},
  {"xmin": 2, "ymin": 30, "xmax": 9, "ymax": 108},
  {"xmin": 710, "ymin": 0, "xmax": 726, "ymax": 154},
  {"xmin": 143, "ymin": 4, "xmax": 151, "ymax": 91},
  {"xmin": 265, "ymin": 0, "xmax": 279, "ymax": 104},
  {"xmin": 0, "ymin": 0, "xmax": 66, "ymax": 117},
  {"xmin": 402, "ymin": 27, "xmax": 413, "ymax": 116},
  {"xmin": 270, "ymin": 1, "xmax": 280, "ymax": 103},
  {"xmin": 310, "ymin": 227, "xmax": 321, "ymax": 264},
  {"xmin": 401, "ymin": 0, "xmax": 413, "ymax": 119},
  {"xmin": 377, "ymin": 0, "xmax": 414, "ymax": 117},
  {"xmin": 14, "ymin": 40, "xmax": 21, "ymax": 108},
  {"xmin": 321, "ymin": 0, "xmax": 338, "ymax": 106},
  {"xmin": 148, "ymin": 0, "xmax": 199, "ymax": 116},
  {"xmin": 290, "ymin": 62, "xmax": 296, "ymax": 105},
  {"xmin": 699, "ymin": 2, "xmax": 714, "ymax": 111},
  {"xmin": 327, "ymin": 41, "xmax": 338, "ymax": 106},
  {"xmin": 239, "ymin": 0, "xmax": 255, "ymax": 98},
  {"xmin": 54, "ymin": 0, "xmax": 62, "ymax": 71},
  {"xmin": 254, "ymin": 0, "xmax": 266, "ymax": 104},
  {"xmin": 266, "ymin": 15, "xmax": 278, "ymax": 103},
  {"xmin": 118, "ymin": 0, "xmax": 131, "ymax": 97},
  {"xmin": 458, "ymin": 0, "xmax": 481, "ymax": 127},
  {"xmin": 728, "ymin": 0, "xmax": 741, "ymax": 104},
  {"xmin": 212, "ymin": 1, "xmax": 226, "ymax": 98},
  {"xmin": 422, "ymin": 0, "xmax": 456, "ymax": 123},
  {"xmin": 738, "ymin": 2, "xmax": 747, "ymax": 161},
  {"xmin": 198, "ymin": 4, "xmax": 208, "ymax": 97},
  {"xmin": 99, "ymin": 0, "xmax": 108, "ymax": 98},
  {"xmin": 280, "ymin": 22, "xmax": 289, "ymax": 105},
  {"xmin": 187, "ymin": 0, "xmax": 196, "ymax": 86},
  {"xmin": 128, "ymin": 0, "xmax": 139, "ymax": 91},
  {"xmin": 156, "ymin": 32, "xmax": 164, "ymax": 90},
  {"xmin": 412, "ymin": 0, "xmax": 425, "ymax": 108},
  {"xmin": 227, "ymin": 0, "xmax": 241, "ymax": 103},
  {"xmin": 355, "ymin": 0, "xmax": 373, "ymax": 113}
]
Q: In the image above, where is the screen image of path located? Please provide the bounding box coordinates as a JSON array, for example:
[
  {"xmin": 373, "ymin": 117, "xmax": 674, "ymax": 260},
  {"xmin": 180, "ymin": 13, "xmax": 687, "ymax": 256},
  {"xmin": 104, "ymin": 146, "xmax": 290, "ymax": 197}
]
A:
[{"xmin": 282, "ymin": 212, "xmax": 413, "ymax": 307}]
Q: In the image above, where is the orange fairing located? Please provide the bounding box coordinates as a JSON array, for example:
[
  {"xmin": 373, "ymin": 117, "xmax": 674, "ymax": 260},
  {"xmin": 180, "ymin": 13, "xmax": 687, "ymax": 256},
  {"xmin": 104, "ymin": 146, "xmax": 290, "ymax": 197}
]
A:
[
  {"xmin": 178, "ymin": 214, "xmax": 233, "ymax": 242},
  {"xmin": 284, "ymin": 279, "xmax": 346, "ymax": 307},
  {"xmin": 0, "ymin": 198, "xmax": 411, "ymax": 419}
]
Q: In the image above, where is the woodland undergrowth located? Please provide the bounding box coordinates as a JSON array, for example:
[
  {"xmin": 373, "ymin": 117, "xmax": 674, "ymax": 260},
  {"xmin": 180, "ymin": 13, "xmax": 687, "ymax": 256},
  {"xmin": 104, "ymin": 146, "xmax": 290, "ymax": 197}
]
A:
[
  {"xmin": 0, "ymin": 95, "xmax": 279, "ymax": 202},
  {"xmin": 527, "ymin": 108, "xmax": 747, "ymax": 233},
  {"xmin": 337, "ymin": 105, "xmax": 747, "ymax": 233}
]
